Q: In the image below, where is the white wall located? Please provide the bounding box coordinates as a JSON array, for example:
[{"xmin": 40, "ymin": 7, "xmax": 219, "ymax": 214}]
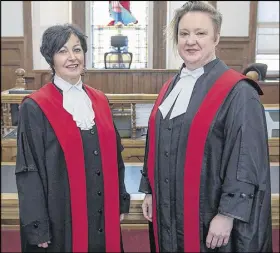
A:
[
  {"xmin": 217, "ymin": 1, "xmax": 250, "ymax": 37},
  {"xmin": 1, "ymin": 1, "xmax": 252, "ymax": 70},
  {"xmin": 166, "ymin": 1, "xmax": 251, "ymax": 69},
  {"xmin": 32, "ymin": 1, "xmax": 72, "ymax": 70},
  {"xmin": 166, "ymin": 1, "xmax": 186, "ymax": 70},
  {"xmin": 1, "ymin": 1, "xmax": 24, "ymax": 37}
]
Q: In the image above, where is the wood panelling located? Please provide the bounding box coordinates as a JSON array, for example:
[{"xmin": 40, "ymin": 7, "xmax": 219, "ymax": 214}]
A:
[
  {"xmin": 153, "ymin": 1, "xmax": 167, "ymax": 69},
  {"xmin": 217, "ymin": 37, "xmax": 250, "ymax": 72},
  {"xmin": 23, "ymin": 69, "xmax": 175, "ymax": 93},
  {"xmin": 1, "ymin": 2, "xmax": 278, "ymax": 97},
  {"xmin": 1, "ymin": 140, "xmax": 17, "ymax": 163},
  {"xmin": 1, "ymin": 34, "xmax": 258, "ymax": 92},
  {"xmin": 1, "ymin": 37, "xmax": 25, "ymax": 91},
  {"xmin": 72, "ymin": 1, "xmax": 86, "ymax": 33},
  {"xmin": 270, "ymin": 139, "xmax": 280, "ymax": 163},
  {"xmin": 248, "ymin": 1, "xmax": 258, "ymax": 64},
  {"xmin": 259, "ymin": 83, "xmax": 280, "ymax": 104},
  {"xmin": 1, "ymin": 35, "xmax": 279, "ymax": 103},
  {"xmin": 1, "ymin": 2, "xmax": 32, "ymax": 92},
  {"xmin": 23, "ymin": 1, "xmax": 33, "ymax": 72},
  {"xmin": 2, "ymin": 66, "xmax": 279, "ymax": 104}
]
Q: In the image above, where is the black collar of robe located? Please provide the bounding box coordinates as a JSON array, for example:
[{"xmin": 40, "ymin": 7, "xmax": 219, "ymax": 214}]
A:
[{"xmin": 179, "ymin": 59, "xmax": 263, "ymax": 95}]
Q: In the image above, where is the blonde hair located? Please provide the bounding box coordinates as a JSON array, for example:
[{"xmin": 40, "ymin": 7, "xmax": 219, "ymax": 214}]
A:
[{"xmin": 165, "ymin": 1, "xmax": 222, "ymax": 50}]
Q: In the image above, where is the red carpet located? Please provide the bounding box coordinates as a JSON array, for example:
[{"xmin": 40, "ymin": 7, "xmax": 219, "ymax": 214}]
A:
[{"xmin": 1, "ymin": 227, "xmax": 279, "ymax": 252}]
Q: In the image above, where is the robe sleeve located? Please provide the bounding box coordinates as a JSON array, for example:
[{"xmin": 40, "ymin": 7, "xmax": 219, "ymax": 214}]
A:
[
  {"xmin": 218, "ymin": 85, "xmax": 270, "ymax": 223},
  {"xmin": 114, "ymin": 123, "xmax": 131, "ymax": 214},
  {"xmin": 15, "ymin": 99, "xmax": 52, "ymax": 245},
  {"xmin": 138, "ymin": 132, "xmax": 152, "ymax": 194}
]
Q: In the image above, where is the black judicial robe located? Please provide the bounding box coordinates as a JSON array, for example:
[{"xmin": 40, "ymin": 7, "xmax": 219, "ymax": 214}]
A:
[
  {"xmin": 15, "ymin": 83, "xmax": 130, "ymax": 252},
  {"xmin": 139, "ymin": 59, "xmax": 273, "ymax": 252}
]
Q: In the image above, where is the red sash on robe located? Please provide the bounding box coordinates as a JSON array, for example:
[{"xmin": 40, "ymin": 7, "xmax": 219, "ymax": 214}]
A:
[
  {"xmin": 147, "ymin": 69, "xmax": 248, "ymax": 252},
  {"xmin": 24, "ymin": 83, "xmax": 120, "ymax": 252}
]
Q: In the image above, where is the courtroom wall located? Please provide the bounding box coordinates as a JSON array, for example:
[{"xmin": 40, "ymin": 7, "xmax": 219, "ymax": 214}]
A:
[
  {"xmin": 1, "ymin": 1, "xmax": 24, "ymax": 37},
  {"xmin": 1, "ymin": 1, "xmax": 279, "ymax": 94},
  {"xmin": 1, "ymin": 1, "xmax": 25, "ymax": 91},
  {"xmin": 2, "ymin": 1, "xmax": 253, "ymax": 71},
  {"xmin": 218, "ymin": 1, "xmax": 250, "ymax": 37},
  {"xmin": 32, "ymin": 1, "xmax": 71, "ymax": 70}
]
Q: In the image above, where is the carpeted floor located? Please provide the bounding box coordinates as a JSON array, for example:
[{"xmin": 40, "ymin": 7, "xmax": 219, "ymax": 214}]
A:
[{"xmin": 1, "ymin": 227, "xmax": 279, "ymax": 252}]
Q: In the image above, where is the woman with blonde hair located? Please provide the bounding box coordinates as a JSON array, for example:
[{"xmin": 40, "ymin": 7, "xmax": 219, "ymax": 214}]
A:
[{"xmin": 139, "ymin": 1, "xmax": 272, "ymax": 252}]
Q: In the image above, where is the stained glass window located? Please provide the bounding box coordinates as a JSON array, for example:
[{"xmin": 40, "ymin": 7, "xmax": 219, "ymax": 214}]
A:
[{"xmin": 88, "ymin": 1, "xmax": 150, "ymax": 69}]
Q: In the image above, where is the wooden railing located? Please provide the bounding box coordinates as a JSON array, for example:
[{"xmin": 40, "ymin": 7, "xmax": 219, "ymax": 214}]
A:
[
  {"xmin": 1, "ymin": 69, "xmax": 157, "ymax": 139},
  {"xmin": 2, "ymin": 68, "xmax": 280, "ymax": 137},
  {"xmin": 1, "ymin": 68, "xmax": 279, "ymax": 164}
]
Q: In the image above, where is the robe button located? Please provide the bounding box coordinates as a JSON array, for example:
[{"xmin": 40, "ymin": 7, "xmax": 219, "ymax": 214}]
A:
[
  {"xmin": 33, "ymin": 222, "xmax": 39, "ymax": 228},
  {"xmin": 96, "ymin": 170, "xmax": 101, "ymax": 176},
  {"xmin": 93, "ymin": 150, "xmax": 99, "ymax": 155},
  {"xmin": 164, "ymin": 151, "xmax": 169, "ymax": 157},
  {"xmin": 98, "ymin": 209, "xmax": 103, "ymax": 214},
  {"xmin": 90, "ymin": 129, "xmax": 95, "ymax": 135},
  {"xmin": 165, "ymin": 178, "xmax": 169, "ymax": 183},
  {"xmin": 98, "ymin": 228, "xmax": 103, "ymax": 232},
  {"xmin": 97, "ymin": 191, "xmax": 102, "ymax": 196},
  {"xmin": 249, "ymin": 194, "xmax": 254, "ymax": 199},
  {"xmin": 168, "ymin": 126, "xmax": 172, "ymax": 131}
]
